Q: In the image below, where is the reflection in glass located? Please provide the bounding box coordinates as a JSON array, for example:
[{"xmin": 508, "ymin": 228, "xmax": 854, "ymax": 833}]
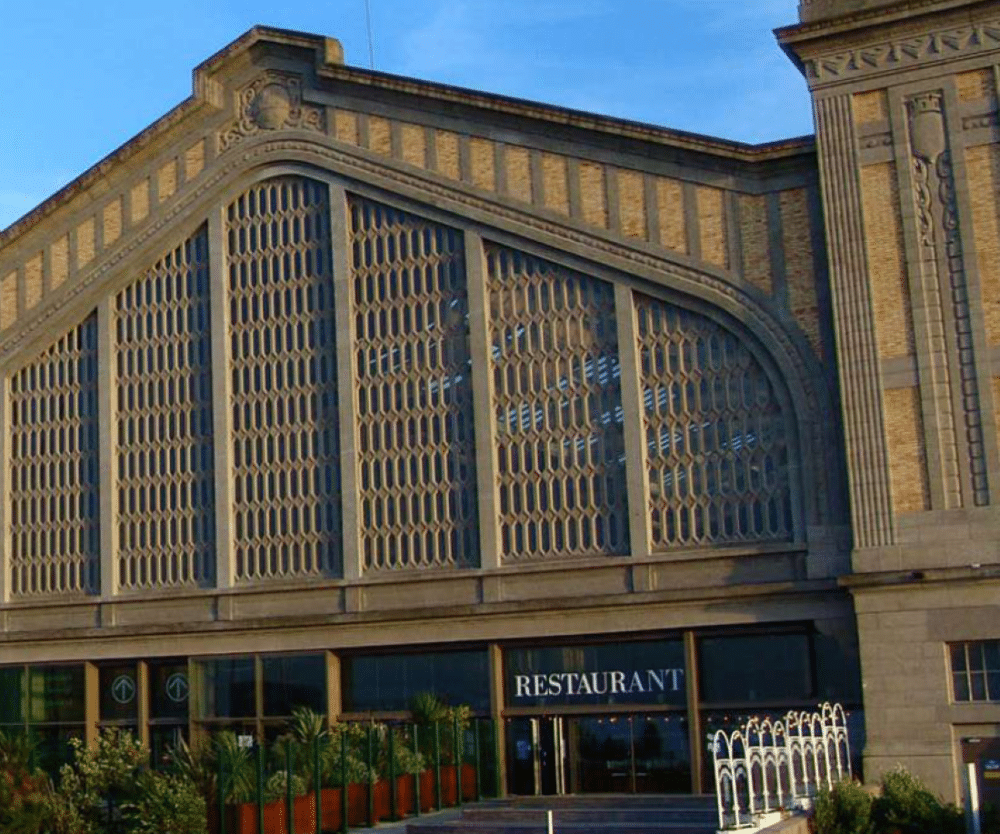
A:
[
  {"xmin": 343, "ymin": 650, "xmax": 489, "ymax": 712},
  {"xmin": 197, "ymin": 657, "xmax": 255, "ymax": 718},
  {"xmin": 262, "ymin": 654, "xmax": 326, "ymax": 716}
]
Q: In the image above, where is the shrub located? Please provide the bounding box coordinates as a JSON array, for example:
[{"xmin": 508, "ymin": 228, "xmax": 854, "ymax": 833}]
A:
[
  {"xmin": 0, "ymin": 730, "xmax": 50, "ymax": 834},
  {"xmin": 812, "ymin": 779, "xmax": 873, "ymax": 834},
  {"xmin": 124, "ymin": 770, "xmax": 208, "ymax": 834},
  {"xmin": 870, "ymin": 767, "xmax": 964, "ymax": 834},
  {"xmin": 263, "ymin": 770, "xmax": 308, "ymax": 803}
]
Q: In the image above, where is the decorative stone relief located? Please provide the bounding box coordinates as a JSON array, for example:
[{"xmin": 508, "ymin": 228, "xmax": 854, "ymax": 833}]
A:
[
  {"xmin": 804, "ymin": 20, "xmax": 1000, "ymax": 84},
  {"xmin": 219, "ymin": 72, "xmax": 325, "ymax": 151},
  {"xmin": 906, "ymin": 90, "xmax": 989, "ymax": 507}
]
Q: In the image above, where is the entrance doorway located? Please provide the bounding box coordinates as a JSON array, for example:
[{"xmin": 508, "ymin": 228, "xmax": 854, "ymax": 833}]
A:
[
  {"xmin": 962, "ymin": 736, "xmax": 1000, "ymax": 814},
  {"xmin": 507, "ymin": 714, "xmax": 690, "ymax": 795}
]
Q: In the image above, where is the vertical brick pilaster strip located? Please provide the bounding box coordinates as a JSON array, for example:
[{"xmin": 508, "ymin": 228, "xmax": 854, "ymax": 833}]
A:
[
  {"xmin": 614, "ymin": 283, "xmax": 651, "ymax": 561},
  {"xmin": 814, "ymin": 93, "xmax": 895, "ymax": 548},
  {"xmin": 329, "ymin": 184, "xmax": 363, "ymax": 585},
  {"xmin": 208, "ymin": 207, "xmax": 236, "ymax": 589},
  {"xmin": 465, "ymin": 230, "xmax": 502, "ymax": 571},
  {"xmin": 97, "ymin": 296, "xmax": 119, "ymax": 598}
]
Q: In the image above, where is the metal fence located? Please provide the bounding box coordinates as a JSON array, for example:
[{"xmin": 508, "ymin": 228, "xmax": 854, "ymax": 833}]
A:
[
  {"xmin": 712, "ymin": 702, "xmax": 852, "ymax": 831},
  {"xmin": 212, "ymin": 717, "xmax": 500, "ymax": 834}
]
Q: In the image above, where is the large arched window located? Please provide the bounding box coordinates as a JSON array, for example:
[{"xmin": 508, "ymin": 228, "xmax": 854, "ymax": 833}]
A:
[{"xmin": 636, "ymin": 294, "xmax": 794, "ymax": 549}]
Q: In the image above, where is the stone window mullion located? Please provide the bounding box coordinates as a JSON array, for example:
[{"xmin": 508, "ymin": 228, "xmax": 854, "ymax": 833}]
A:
[
  {"xmin": 208, "ymin": 206, "xmax": 236, "ymax": 590},
  {"xmin": 465, "ymin": 230, "xmax": 502, "ymax": 572}
]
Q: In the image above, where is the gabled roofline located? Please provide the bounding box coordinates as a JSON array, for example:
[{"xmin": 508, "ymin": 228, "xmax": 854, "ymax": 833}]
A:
[{"xmin": 1, "ymin": 26, "xmax": 816, "ymax": 249}]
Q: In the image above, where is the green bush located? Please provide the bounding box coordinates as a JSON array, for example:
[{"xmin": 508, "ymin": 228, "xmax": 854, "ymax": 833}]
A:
[
  {"xmin": 813, "ymin": 767, "xmax": 966, "ymax": 834},
  {"xmin": 870, "ymin": 767, "xmax": 964, "ymax": 834},
  {"xmin": 812, "ymin": 780, "xmax": 874, "ymax": 834},
  {"xmin": 124, "ymin": 770, "xmax": 208, "ymax": 834},
  {"xmin": 0, "ymin": 730, "xmax": 50, "ymax": 834}
]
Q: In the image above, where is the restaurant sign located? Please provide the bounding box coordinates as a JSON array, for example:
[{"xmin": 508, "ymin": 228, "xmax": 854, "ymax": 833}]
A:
[{"xmin": 505, "ymin": 640, "xmax": 686, "ymax": 707}]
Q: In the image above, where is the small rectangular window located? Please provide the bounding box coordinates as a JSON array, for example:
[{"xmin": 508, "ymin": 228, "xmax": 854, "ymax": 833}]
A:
[{"xmin": 950, "ymin": 640, "xmax": 1000, "ymax": 702}]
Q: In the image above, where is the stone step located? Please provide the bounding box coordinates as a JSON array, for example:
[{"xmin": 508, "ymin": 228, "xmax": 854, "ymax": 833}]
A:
[
  {"xmin": 458, "ymin": 808, "xmax": 716, "ymax": 824},
  {"xmin": 407, "ymin": 824, "xmax": 716, "ymax": 834}
]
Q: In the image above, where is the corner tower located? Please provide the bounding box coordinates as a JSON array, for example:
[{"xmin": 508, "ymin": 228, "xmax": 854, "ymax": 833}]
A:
[{"xmin": 779, "ymin": 0, "xmax": 1000, "ymax": 799}]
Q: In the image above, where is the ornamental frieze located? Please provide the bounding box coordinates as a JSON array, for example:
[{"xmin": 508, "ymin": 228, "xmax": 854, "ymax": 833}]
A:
[{"xmin": 218, "ymin": 71, "xmax": 325, "ymax": 151}]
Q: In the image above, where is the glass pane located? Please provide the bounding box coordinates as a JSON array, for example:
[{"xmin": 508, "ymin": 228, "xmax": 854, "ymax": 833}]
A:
[
  {"xmin": 149, "ymin": 660, "xmax": 190, "ymax": 720},
  {"xmin": 197, "ymin": 658, "xmax": 255, "ymax": 719},
  {"xmin": 262, "ymin": 655, "xmax": 325, "ymax": 716},
  {"xmin": 699, "ymin": 634, "xmax": 812, "ymax": 704},
  {"xmin": 343, "ymin": 650, "xmax": 489, "ymax": 712},
  {"xmin": 950, "ymin": 643, "xmax": 967, "ymax": 673},
  {"xmin": 0, "ymin": 667, "xmax": 24, "ymax": 723},
  {"xmin": 99, "ymin": 664, "xmax": 138, "ymax": 722},
  {"xmin": 970, "ymin": 643, "xmax": 986, "ymax": 671},
  {"xmin": 31, "ymin": 725, "xmax": 83, "ymax": 777},
  {"xmin": 984, "ymin": 642, "xmax": 1000, "ymax": 671},
  {"xmin": 953, "ymin": 672, "xmax": 971, "ymax": 702},
  {"xmin": 28, "ymin": 666, "xmax": 85, "ymax": 723},
  {"xmin": 150, "ymin": 725, "xmax": 189, "ymax": 770},
  {"xmin": 971, "ymin": 671, "xmax": 987, "ymax": 701},
  {"xmin": 505, "ymin": 641, "xmax": 686, "ymax": 708},
  {"xmin": 569, "ymin": 716, "xmax": 633, "ymax": 793},
  {"xmin": 987, "ymin": 672, "xmax": 1000, "ymax": 702},
  {"xmin": 632, "ymin": 715, "xmax": 690, "ymax": 793}
]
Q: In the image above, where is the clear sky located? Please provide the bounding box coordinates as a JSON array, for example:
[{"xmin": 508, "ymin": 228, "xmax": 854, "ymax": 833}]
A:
[{"xmin": 0, "ymin": 0, "xmax": 811, "ymax": 232}]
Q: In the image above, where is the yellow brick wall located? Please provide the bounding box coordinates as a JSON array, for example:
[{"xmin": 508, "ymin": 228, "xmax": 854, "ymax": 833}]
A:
[
  {"xmin": 696, "ymin": 186, "xmax": 727, "ymax": 268},
  {"xmin": 966, "ymin": 143, "xmax": 1000, "ymax": 345},
  {"xmin": 335, "ymin": 110, "xmax": 360, "ymax": 145},
  {"xmin": 956, "ymin": 68, "xmax": 997, "ymax": 104},
  {"xmin": 131, "ymin": 181, "xmax": 150, "ymax": 224},
  {"xmin": 435, "ymin": 131, "xmax": 460, "ymax": 181},
  {"xmin": 506, "ymin": 146, "xmax": 532, "ymax": 203},
  {"xmin": 158, "ymin": 160, "xmax": 177, "ymax": 203},
  {"xmin": 184, "ymin": 140, "xmax": 205, "ymax": 180},
  {"xmin": 861, "ymin": 163, "xmax": 914, "ymax": 358},
  {"xmin": 50, "ymin": 235, "xmax": 69, "ymax": 290},
  {"xmin": 24, "ymin": 254, "xmax": 42, "ymax": 311},
  {"xmin": 884, "ymin": 386, "xmax": 931, "ymax": 514},
  {"xmin": 740, "ymin": 194, "xmax": 771, "ymax": 295},
  {"xmin": 854, "ymin": 89, "xmax": 888, "ymax": 123},
  {"xmin": 469, "ymin": 138, "xmax": 495, "ymax": 191},
  {"xmin": 781, "ymin": 189, "xmax": 822, "ymax": 358},
  {"xmin": 618, "ymin": 170, "xmax": 646, "ymax": 240},
  {"xmin": 0, "ymin": 272, "xmax": 16, "ymax": 330},
  {"xmin": 542, "ymin": 154, "xmax": 569, "ymax": 215},
  {"xmin": 368, "ymin": 116, "xmax": 392, "ymax": 157},
  {"xmin": 104, "ymin": 199, "xmax": 122, "ymax": 246},
  {"xmin": 579, "ymin": 162, "xmax": 608, "ymax": 229},
  {"xmin": 655, "ymin": 178, "xmax": 686, "ymax": 254},
  {"xmin": 76, "ymin": 218, "xmax": 95, "ymax": 269},
  {"xmin": 400, "ymin": 124, "xmax": 426, "ymax": 168}
]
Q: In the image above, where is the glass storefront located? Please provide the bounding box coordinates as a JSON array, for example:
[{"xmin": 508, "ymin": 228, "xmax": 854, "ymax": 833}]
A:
[
  {"xmin": 343, "ymin": 649, "xmax": 490, "ymax": 712},
  {"xmin": 0, "ymin": 664, "xmax": 86, "ymax": 775},
  {"xmin": 0, "ymin": 621, "xmax": 864, "ymax": 792}
]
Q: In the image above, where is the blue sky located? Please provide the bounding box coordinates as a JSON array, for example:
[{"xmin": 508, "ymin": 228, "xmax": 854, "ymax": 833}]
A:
[{"xmin": 0, "ymin": 0, "xmax": 811, "ymax": 232}]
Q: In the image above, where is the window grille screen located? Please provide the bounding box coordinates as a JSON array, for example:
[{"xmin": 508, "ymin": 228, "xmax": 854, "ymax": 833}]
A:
[
  {"xmin": 486, "ymin": 247, "xmax": 628, "ymax": 561},
  {"xmin": 115, "ymin": 228, "xmax": 216, "ymax": 590},
  {"xmin": 9, "ymin": 316, "xmax": 100, "ymax": 596},
  {"xmin": 349, "ymin": 197, "xmax": 479, "ymax": 571},
  {"xmin": 227, "ymin": 177, "xmax": 342, "ymax": 581},
  {"xmin": 636, "ymin": 295, "xmax": 793, "ymax": 548}
]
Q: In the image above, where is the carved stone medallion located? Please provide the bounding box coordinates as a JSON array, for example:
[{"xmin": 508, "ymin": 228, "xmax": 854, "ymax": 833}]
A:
[{"xmin": 219, "ymin": 72, "xmax": 325, "ymax": 151}]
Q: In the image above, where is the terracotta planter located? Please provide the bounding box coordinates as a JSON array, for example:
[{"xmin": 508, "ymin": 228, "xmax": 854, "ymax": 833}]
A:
[{"xmin": 224, "ymin": 765, "xmax": 476, "ymax": 834}]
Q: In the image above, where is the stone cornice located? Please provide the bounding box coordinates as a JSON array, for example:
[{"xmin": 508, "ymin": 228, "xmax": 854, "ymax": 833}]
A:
[
  {"xmin": 777, "ymin": 1, "xmax": 1000, "ymax": 86},
  {"xmin": 804, "ymin": 17, "xmax": 1000, "ymax": 86}
]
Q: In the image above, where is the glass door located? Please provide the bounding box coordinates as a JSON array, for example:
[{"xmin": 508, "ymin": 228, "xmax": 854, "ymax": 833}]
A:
[{"xmin": 506, "ymin": 717, "xmax": 568, "ymax": 795}]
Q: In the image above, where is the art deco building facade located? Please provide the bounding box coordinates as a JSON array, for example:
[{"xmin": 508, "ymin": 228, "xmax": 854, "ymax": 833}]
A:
[{"xmin": 0, "ymin": 0, "xmax": 998, "ymax": 803}]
